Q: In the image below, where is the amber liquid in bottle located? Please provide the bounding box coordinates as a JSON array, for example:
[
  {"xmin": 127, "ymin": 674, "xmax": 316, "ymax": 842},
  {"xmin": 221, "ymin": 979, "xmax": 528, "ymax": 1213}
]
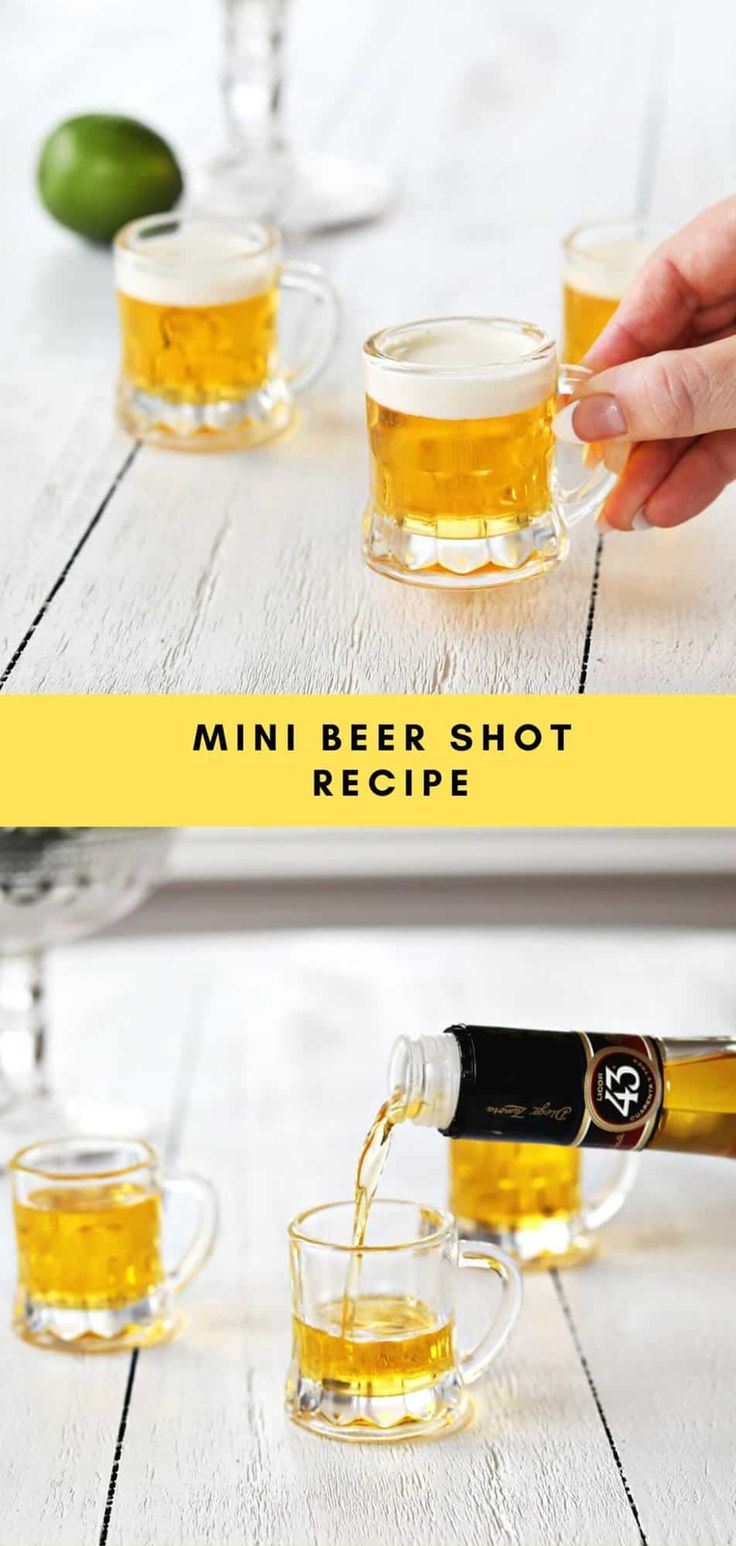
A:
[{"xmin": 653, "ymin": 1046, "xmax": 736, "ymax": 1157}]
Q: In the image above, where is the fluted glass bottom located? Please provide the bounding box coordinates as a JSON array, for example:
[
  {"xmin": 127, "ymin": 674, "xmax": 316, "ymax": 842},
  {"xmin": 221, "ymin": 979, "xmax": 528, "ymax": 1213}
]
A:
[
  {"xmin": 14, "ymin": 1287, "xmax": 179, "ymax": 1352},
  {"xmin": 116, "ymin": 378, "xmax": 295, "ymax": 452},
  {"xmin": 362, "ymin": 508, "xmax": 567, "ymax": 590},
  {"xmin": 286, "ymin": 1365, "xmax": 471, "ymax": 1443}
]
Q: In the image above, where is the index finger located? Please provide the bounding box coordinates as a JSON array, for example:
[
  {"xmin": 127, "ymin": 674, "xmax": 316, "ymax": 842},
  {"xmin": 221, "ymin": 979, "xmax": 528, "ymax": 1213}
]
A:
[{"xmin": 584, "ymin": 195, "xmax": 736, "ymax": 371}]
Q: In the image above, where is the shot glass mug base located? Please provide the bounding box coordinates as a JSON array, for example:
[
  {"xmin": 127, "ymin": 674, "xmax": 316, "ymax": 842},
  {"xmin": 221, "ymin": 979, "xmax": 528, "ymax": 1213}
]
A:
[
  {"xmin": 362, "ymin": 507, "xmax": 568, "ymax": 592},
  {"xmin": 286, "ymin": 1368, "xmax": 472, "ymax": 1444},
  {"xmin": 362, "ymin": 319, "xmax": 618, "ymax": 590},
  {"xmin": 286, "ymin": 1201, "xmax": 523, "ymax": 1445},
  {"xmin": 454, "ymin": 1216, "xmax": 600, "ymax": 1271},
  {"xmin": 13, "ymin": 1289, "xmax": 182, "ymax": 1353},
  {"xmin": 10, "ymin": 1138, "xmax": 218, "ymax": 1357},
  {"xmin": 116, "ymin": 378, "xmax": 297, "ymax": 453},
  {"xmin": 114, "ymin": 216, "xmax": 339, "ymax": 456}
]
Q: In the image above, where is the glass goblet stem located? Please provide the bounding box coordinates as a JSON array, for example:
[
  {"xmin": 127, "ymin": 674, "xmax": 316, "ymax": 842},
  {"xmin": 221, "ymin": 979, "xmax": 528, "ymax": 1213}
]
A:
[
  {"xmin": 223, "ymin": 0, "xmax": 289, "ymax": 158},
  {"xmin": 0, "ymin": 951, "xmax": 47, "ymax": 1110}
]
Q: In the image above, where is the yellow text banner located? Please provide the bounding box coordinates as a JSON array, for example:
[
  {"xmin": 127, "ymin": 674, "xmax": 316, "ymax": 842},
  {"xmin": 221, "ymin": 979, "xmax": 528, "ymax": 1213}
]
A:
[{"xmin": 0, "ymin": 695, "xmax": 733, "ymax": 826}]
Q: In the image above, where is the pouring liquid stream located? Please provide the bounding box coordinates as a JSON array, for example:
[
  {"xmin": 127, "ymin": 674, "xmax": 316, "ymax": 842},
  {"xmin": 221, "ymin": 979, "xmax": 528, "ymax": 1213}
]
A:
[{"xmin": 341, "ymin": 1088, "xmax": 408, "ymax": 1334}]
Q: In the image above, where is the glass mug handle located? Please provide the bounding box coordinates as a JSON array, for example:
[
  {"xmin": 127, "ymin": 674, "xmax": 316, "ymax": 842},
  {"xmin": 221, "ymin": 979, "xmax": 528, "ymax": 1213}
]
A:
[
  {"xmin": 162, "ymin": 1173, "xmax": 219, "ymax": 1294},
  {"xmin": 279, "ymin": 262, "xmax": 340, "ymax": 396},
  {"xmin": 456, "ymin": 1239, "xmax": 524, "ymax": 1386},
  {"xmin": 554, "ymin": 364, "xmax": 619, "ymax": 529},
  {"xmin": 580, "ymin": 1151, "xmax": 640, "ymax": 1234}
]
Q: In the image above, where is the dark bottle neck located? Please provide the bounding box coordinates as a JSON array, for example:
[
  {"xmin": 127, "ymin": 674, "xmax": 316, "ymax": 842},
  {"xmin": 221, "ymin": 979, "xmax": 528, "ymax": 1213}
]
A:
[{"xmin": 391, "ymin": 1025, "xmax": 667, "ymax": 1153}]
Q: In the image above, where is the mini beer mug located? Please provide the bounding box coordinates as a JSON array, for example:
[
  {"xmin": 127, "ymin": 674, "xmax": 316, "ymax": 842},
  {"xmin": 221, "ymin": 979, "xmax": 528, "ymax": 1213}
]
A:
[
  {"xmin": 362, "ymin": 315, "xmax": 618, "ymax": 589},
  {"xmin": 114, "ymin": 213, "xmax": 339, "ymax": 449},
  {"xmin": 562, "ymin": 219, "xmax": 669, "ymax": 363},
  {"xmin": 449, "ymin": 1140, "xmax": 639, "ymax": 1268},
  {"xmin": 286, "ymin": 1198, "xmax": 522, "ymax": 1441},
  {"xmin": 10, "ymin": 1138, "xmax": 217, "ymax": 1351}
]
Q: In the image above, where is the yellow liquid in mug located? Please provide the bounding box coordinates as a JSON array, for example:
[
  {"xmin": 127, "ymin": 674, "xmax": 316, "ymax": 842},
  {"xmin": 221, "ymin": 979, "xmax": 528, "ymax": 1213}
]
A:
[
  {"xmin": 14, "ymin": 1183, "xmax": 162, "ymax": 1309},
  {"xmin": 367, "ymin": 395, "xmax": 555, "ymax": 541},
  {"xmin": 563, "ymin": 286, "xmax": 618, "ymax": 365},
  {"xmin": 563, "ymin": 233, "xmax": 660, "ymax": 363},
  {"xmin": 294, "ymin": 1296, "xmax": 455, "ymax": 1397},
  {"xmin": 117, "ymin": 285, "xmax": 278, "ymax": 404},
  {"xmin": 449, "ymin": 1140, "xmax": 582, "ymax": 1232}
]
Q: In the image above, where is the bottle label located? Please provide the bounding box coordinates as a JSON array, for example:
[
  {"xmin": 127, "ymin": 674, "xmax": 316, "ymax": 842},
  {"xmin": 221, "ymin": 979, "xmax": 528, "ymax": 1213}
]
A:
[
  {"xmin": 582, "ymin": 1039, "xmax": 662, "ymax": 1147},
  {"xmin": 443, "ymin": 1025, "xmax": 664, "ymax": 1150}
]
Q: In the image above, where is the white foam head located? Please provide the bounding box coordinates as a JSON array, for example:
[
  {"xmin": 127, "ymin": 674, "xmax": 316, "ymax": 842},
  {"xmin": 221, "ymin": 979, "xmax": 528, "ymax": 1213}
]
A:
[
  {"xmin": 114, "ymin": 221, "xmax": 279, "ymax": 307},
  {"xmin": 564, "ymin": 233, "xmax": 660, "ymax": 301},
  {"xmin": 364, "ymin": 318, "xmax": 556, "ymax": 419}
]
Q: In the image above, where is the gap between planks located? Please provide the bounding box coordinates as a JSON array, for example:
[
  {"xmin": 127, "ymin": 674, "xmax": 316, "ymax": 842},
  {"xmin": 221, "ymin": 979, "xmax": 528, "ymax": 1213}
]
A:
[
  {"xmin": 98, "ymin": 1352, "xmax": 140, "ymax": 1546},
  {"xmin": 551, "ymin": 1271, "xmax": 648, "ymax": 1546},
  {"xmin": 577, "ymin": 10, "xmax": 671, "ymax": 695},
  {"xmin": 0, "ymin": 445, "xmax": 140, "ymax": 692},
  {"xmin": 95, "ymin": 979, "xmax": 209, "ymax": 1544}
]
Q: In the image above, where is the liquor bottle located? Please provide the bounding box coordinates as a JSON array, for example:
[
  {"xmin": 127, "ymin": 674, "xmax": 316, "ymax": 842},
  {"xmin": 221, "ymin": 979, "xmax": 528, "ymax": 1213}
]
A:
[{"xmin": 388, "ymin": 1026, "xmax": 736, "ymax": 1157}]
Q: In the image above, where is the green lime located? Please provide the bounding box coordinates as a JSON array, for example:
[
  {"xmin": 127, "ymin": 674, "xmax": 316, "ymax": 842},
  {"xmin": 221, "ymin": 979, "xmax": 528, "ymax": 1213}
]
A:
[{"xmin": 37, "ymin": 114, "xmax": 184, "ymax": 244}]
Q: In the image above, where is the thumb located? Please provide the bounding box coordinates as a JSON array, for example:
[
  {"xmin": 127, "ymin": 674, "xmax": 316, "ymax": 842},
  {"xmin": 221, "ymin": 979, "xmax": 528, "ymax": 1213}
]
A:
[{"xmin": 554, "ymin": 335, "xmax": 736, "ymax": 444}]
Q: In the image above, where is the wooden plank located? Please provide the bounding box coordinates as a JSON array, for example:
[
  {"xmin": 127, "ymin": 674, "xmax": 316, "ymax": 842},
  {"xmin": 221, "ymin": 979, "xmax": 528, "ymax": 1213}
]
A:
[
  {"xmin": 585, "ymin": 1, "xmax": 736, "ymax": 692},
  {"xmin": 3, "ymin": 406, "xmax": 600, "ymax": 694},
  {"xmin": 560, "ymin": 1151, "xmax": 736, "ymax": 1546},
  {"xmin": 0, "ymin": 368, "xmax": 131, "ymax": 678},
  {"xmin": 553, "ymin": 925, "xmax": 736, "ymax": 1546},
  {"xmin": 108, "ymin": 926, "xmax": 708, "ymax": 1546},
  {"xmin": 582, "ymin": 505, "xmax": 736, "ymax": 692},
  {"xmin": 0, "ymin": 938, "xmax": 201, "ymax": 1546},
  {"xmin": 111, "ymin": 1275, "xmax": 636, "ymax": 1546},
  {"xmin": 3, "ymin": 0, "xmax": 657, "ymax": 693}
]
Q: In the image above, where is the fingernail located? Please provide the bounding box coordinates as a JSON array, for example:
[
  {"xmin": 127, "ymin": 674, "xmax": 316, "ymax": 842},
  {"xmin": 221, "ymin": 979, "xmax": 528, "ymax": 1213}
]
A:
[
  {"xmin": 554, "ymin": 394, "xmax": 628, "ymax": 444},
  {"xmin": 596, "ymin": 508, "xmax": 651, "ymax": 533}
]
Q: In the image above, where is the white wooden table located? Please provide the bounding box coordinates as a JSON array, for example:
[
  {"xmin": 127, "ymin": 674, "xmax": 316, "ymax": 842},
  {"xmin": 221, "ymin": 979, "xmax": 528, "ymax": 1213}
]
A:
[
  {"xmin": 3, "ymin": 0, "xmax": 736, "ymax": 694},
  {"xmin": 2, "ymin": 922, "xmax": 736, "ymax": 1545}
]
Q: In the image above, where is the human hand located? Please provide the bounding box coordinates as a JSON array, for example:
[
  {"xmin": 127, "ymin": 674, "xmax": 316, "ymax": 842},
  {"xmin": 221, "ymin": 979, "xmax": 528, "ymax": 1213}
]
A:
[{"xmin": 553, "ymin": 196, "xmax": 736, "ymax": 531}]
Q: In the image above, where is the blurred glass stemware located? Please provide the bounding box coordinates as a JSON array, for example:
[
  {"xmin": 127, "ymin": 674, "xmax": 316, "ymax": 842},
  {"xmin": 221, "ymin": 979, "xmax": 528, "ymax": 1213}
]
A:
[
  {"xmin": 0, "ymin": 829, "xmax": 175, "ymax": 1161},
  {"xmin": 202, "ymin": 0, "xmax": 391, "ymax": 232}
]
